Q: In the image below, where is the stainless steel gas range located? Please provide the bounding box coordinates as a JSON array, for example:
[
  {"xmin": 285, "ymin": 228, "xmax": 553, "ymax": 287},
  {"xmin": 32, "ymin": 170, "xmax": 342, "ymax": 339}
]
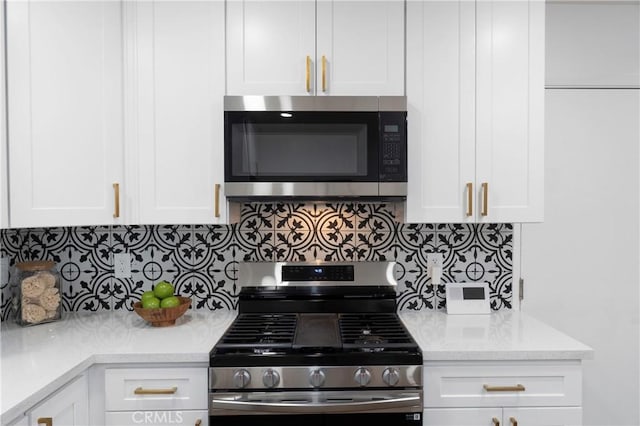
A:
[{"xmin": 208, "ymin": 262, "xmax": 423, "ymax": 426}]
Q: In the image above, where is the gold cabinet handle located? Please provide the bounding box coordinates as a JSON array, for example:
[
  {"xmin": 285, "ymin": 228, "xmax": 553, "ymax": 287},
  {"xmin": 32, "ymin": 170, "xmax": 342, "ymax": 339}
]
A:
[
  {"xmin": 195, "ymin": 420, "xmax": 202, "ymax": 426},
  {"xmin": 492, "ymin": 417, "xmax": 500, "ymax": 426},
  {"xmin": 113, "ymin": 183, "xmax": 120, "ymax": 218},
  {"xmin": 306, "ymin": 55, "xmax": 311, "ymax": 92},
  {"xmin": 322, "ymin": 55, "xmax": 327, "ymax": 92},
  {"xmin": 466, "ymin": 182, "xmax": 473, "ymax": 217},
  {"xmin": 37, "ymin": 418, "xmax": 53, "ymax": 426},
  {"xmin": 481, "ymin": 182, "xmax": 488, "ymax": 216},
  {"xmin": 483, "ymin": 384, "xmax": 526, "ymax": 392},
  {"xmin": 134, "ymin": 386, "xmax": 178, "ymax": 395},
  {"xmin": 214, "ymin": 183, "xmax": 221, "ymax": 218},
  {"xmin": 509, "ymin": 417, "xmax": 518, "ymax": 426}
]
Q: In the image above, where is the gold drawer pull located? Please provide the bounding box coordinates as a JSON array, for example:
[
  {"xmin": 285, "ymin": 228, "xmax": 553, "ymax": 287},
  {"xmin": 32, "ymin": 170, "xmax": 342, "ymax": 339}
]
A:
[
  {"xmin": 37, "ymin": 418, "xmax": 53, "ymax": 426},
  {"xmin": 466, "ymin": 182, "xmax": 473, "ymax": 216},
  {"xmin": 134, "ymin": 386, "xmax": 178, "ymax": 395},
  {"xmin": 492, "ymin": 417, "xmax": 500, "ymax": 426},
  {"xmin": 483, "ymin": 384, "xmax": 526, "ymax": 392},
  {"xmin": 510, "ymin": 417, "xmax": 518, "ymax": 426},
  {"xmin": 322, "ymin": 55, "xmax": 327, "ymax": 92},
  {"xmin": 481, "ymin": 182, "xmax": 488, "ymax": 216},
  {"xmin": 195, "ymin": 420, "xmax": 202, "ymax": 426},
  {"xmin": 113, "ymin": 183, "xmax": 120, "ymax": 218},
  {"xmin": 306, "ymin": 55, "xmax": 311, "ymax": 92},
  {"xmin": 214, "ymin": 183, "xmax": 221, "ymax": 218}
]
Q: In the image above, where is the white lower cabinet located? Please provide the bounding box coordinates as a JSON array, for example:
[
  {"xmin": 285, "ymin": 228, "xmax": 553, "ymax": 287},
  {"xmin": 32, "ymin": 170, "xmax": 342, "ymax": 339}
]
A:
[
  {"xmin": 28, "ymin": 374, "xmax": 89, "ymax": 426},
  {"xmin": 103, "ymin": 367, "xmax": 208, "ymax": 426},
  {"xmin": 105, "ymin": 410, "xmax": 207, "ymax": 426},
  {"xmin": 424, "ymin": 407, "xmax": 581, "ymax": 426},
  {"xmin": 423, "ymin": 361, "xmax": 584, "ymax": 426},
  {"xmin": 6, "ymin": 415, "xmax": 28, "ymax": 426}
]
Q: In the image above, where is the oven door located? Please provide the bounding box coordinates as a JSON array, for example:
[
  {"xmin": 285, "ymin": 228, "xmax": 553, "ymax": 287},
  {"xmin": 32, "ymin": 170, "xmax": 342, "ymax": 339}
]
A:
[
  {"xmin": 209, "ymin": 390, "xmax": 422, "ymax": 425},
  {"xmin": 224, "ymin": 110, "xmax": 380, "ymax": 197}
]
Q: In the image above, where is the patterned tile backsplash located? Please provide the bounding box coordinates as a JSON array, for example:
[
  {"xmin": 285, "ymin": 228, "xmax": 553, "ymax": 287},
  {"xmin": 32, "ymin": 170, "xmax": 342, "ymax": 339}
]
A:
[{"xmin": 0, "ymin": 203, "xmax": 513, "ymax": 321}]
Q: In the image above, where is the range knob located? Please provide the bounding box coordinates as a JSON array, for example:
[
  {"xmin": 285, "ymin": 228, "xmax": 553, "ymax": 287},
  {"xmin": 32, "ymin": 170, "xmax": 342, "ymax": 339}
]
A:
[
  {"xmin": 233, "ymin": 369, "xmax": 251, "ymax": 389},
  {"xmin": 262, "ymin": 369, "xmax": 281, "ymax": 388},
  {"xmin": 382, "ymin": 367, "xmax": 401, "ymax": 386},
  {"xmin": 309, "ymin": 369, "xmax": 326, "ymax": 388},
  {"xmin": 354, "ymin": 367, "xmax": 371, "ymax": 387}
]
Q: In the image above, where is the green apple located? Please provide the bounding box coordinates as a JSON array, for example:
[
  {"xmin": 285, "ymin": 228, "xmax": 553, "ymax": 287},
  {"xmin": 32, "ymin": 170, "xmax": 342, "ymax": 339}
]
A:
[
  {"xmin": 153, "ymin": 281, "xmax": 174, "ymax": 299},
  {"xmin": 142, "ymin": 296, "xmax": 161, "ymax": 309},
  {"xmin": 160, "ymin": 295, "xmax": 181, "ymax": 309},
  {"xmin": 140, "ymin": 290, "xmax": 156, "ymax": 304}
]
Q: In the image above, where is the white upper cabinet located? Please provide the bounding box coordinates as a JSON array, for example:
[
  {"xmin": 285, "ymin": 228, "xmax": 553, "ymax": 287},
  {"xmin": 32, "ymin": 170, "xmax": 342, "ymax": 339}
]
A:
[
  {"xmin": 1, "ymin": 0, "xmax": 8, "ymax": 229},
  {"xmin": 133, "ymin": 1, "xmax": 227, "ymax": 224},
  {"xmin": 406, "ymin": 0, "xmax": 544, "ymax": 223},
  {"xmin": 406, "ymin": 1, "xmax": 476, "ymax": 223},
  {"xmin": 226, "ymin": 1, "xmax": 316, "ymax": 95},
  {"xmin": 475, "ymin": 1, "xmax": 544, "ymax": 223},
  {"xmin": 315, "ymin": 1, "xmax": 404, "ymax": 95},
  {"xmin": 6, "ymin": 0, "xmax": 124, "ymax": 228},
  {"xmin": 6, "ymin": 0, "xmax": 229, "ymax": 228},
  {"xmin": 226, "ymin": 0, "xmax": 405, "ymax": 96}
]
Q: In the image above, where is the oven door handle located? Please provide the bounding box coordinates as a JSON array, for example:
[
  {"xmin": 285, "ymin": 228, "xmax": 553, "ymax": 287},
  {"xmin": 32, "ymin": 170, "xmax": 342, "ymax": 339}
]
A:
[{"xmin": 210, "ymin": 394, "xmax": 421, "ymax": 414}]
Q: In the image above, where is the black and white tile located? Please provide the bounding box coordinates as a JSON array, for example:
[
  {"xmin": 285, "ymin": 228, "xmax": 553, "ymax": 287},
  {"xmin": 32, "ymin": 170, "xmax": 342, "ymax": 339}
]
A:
[{"xmin": 0, "ymin": 203, "xmax": 513, "ymax": 320}]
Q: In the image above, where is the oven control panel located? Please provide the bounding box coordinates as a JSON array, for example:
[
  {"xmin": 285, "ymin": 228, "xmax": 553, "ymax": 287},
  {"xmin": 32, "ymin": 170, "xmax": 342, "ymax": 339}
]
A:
[
  {"xmin": 282, "ymin": 265, "xmax": 355, "ymax": 282},
  {"xmin": 210, "ymin": 365, "xmax": 422, "ymax": 390}
]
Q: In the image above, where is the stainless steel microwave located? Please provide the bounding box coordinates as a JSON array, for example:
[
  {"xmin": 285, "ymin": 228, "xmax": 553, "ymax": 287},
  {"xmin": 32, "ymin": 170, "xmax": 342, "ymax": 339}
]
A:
[{"xmin": 224, "ymin": 96, "xmax": 407, "ymax": 199}]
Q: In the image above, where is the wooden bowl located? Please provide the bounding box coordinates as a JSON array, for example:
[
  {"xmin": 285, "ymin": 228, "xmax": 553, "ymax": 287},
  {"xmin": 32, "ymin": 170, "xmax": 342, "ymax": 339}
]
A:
[{"xmin": 132, "ymin": 296, "xmax": 191, "ymax": 327}]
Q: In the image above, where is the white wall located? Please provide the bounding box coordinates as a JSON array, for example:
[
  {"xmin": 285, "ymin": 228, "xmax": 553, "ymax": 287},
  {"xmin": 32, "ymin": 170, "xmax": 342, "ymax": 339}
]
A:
[
  {"xmin": 546, "ymin": 1, "xmax": 640, "ymax": 88},
  {"xmin": 521, "ymin": 3, "xmax": 640, "ymax": 425}
]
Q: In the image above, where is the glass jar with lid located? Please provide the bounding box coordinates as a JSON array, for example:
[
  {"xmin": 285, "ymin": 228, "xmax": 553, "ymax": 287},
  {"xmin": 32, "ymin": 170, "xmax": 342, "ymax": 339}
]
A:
[{"xmin": 10, "ymin": 261, "xmax": 62, "ymax": 326}]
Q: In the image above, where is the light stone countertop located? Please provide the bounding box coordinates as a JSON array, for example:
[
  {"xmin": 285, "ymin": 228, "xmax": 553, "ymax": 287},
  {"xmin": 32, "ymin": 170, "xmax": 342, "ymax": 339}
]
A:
[
  {"xmin": 0, "ymin": 310, "xmax": 236, "ymax": 424},
  {"xmin": 1, "ymin": 309, "xmax": 593, "ymax": 423},
  {"xmin": 399, "ymin": 310, "xmax": 594, "ymax": 361}
]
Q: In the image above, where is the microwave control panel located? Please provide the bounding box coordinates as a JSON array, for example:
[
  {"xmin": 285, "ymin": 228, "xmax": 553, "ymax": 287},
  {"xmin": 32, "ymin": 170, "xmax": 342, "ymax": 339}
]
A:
[{"xmin": 379, "ymin": 112, "xmax": 407, "ymax": 182}]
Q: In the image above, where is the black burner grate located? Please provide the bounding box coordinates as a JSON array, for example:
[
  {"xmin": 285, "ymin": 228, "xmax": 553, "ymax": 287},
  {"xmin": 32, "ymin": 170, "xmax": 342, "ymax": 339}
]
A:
[
  {"xmin": 339, "ymin": 313, "xmax": 415, "ymax": 350},
  {"xmin": 215, "ymin": 313, "xmax": 297, "ymax": 349}
]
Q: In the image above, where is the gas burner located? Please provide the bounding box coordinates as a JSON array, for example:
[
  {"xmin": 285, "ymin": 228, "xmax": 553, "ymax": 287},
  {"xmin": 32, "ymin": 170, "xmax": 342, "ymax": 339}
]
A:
[
  {"xmin": 353, "ymin": 334, "xmax": 387, "ymax": 352},
  {"xmin": 354, "ymin": 334, "xmax": 386, "ymax": 345}
]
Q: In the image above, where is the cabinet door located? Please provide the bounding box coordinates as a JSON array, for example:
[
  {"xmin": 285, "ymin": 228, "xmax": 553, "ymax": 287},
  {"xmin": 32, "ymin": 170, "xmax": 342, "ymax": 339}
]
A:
[
  {"xmin": 424, "ymin": 408, "xmax": 501, "ymax": 426},
  {"xmin": 1, "ymin": 0, "xmax": 7, "ymax": 229},
  {"xmin": 105, "ymin": 410, "xmax": 208, "ymax": 426},
  {"xmin": 405, "ymin": 1, "xmax": 475, "ymax": 223},
  {"xmin": 503, "ymin": 407, "xmax": 582, "ymax": 426},
  {"xmin": 475, "ymin": 0, "xmax": 544, "ymax": 223},
  {"xmin": 6, "ymin": 0, "xmax": 124, "ymax": 227},
  {"xmin": 226, "ymin": 1, "xmax": 315, "ymax": 95},
  {"xmin": 134, "ymin": 1, "xmax": 227, "ymax": 224},
  {"xmin": 29, "ymin": 375, "xmax": 89, "ymax": 426},
  {"xmin": 316, "ymin": 1, "xmax": 404, "ymax": 96},
  {"xmin": 6, "ymin": 415, "xmax": 28, "ymax": 426}
]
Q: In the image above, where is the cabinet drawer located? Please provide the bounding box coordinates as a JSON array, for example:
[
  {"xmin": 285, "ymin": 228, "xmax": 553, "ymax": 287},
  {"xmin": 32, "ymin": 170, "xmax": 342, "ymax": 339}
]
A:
[
  {"xmin": 424, "ymin": 361, "xmax": 582, "ymax": 408},
  {"xmin": 105, "ymin": 410, "xmax": 208, "ymax": 426},
  {"xmin": 105, "ymin": 368, "xmax": 207, "ymax": 411}
]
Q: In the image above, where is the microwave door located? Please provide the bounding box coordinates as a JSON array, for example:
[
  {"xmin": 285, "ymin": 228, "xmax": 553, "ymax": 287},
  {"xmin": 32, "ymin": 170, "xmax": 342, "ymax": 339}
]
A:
[{"xmin": 242, "ymin": 121, "xmax": 259, "ymax": 176}]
